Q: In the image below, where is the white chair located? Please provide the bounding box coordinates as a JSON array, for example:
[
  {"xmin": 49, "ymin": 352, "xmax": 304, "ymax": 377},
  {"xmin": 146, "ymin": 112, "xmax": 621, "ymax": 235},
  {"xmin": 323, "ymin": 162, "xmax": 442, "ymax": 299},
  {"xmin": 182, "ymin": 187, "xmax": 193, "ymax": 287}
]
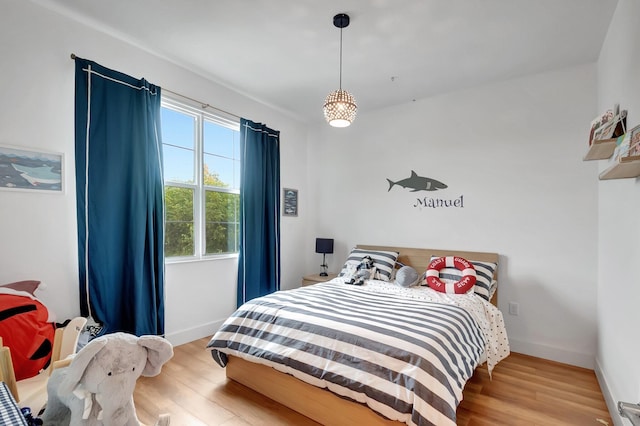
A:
[{"xmin": 0, "ymin": 316, "xmax": 87, "ymax": 414}]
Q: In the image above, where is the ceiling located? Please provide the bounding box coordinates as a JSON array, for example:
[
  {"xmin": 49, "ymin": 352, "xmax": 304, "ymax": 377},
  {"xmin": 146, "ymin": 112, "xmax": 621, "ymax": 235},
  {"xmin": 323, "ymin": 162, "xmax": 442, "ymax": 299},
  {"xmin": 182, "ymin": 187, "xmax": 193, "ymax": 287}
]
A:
[{"xmin": 32, "ymin": 0, "xmax": 618, "ymax": 125}]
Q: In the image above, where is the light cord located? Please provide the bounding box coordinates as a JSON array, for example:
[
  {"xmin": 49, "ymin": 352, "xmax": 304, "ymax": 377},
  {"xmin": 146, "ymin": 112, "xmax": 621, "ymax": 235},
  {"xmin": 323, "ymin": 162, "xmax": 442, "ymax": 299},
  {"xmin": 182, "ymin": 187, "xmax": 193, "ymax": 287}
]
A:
[{"xmin": 339, "ymin": 26, "xmax": 343, "ymax": 90}]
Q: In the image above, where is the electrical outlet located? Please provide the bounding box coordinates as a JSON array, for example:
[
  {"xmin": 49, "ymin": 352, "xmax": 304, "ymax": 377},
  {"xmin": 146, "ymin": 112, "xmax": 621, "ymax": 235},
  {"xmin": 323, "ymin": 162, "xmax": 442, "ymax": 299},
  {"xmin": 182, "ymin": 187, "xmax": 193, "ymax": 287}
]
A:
[{"xmin": 508, "ymin": 302, "xmax": 520, "ymax": 316}]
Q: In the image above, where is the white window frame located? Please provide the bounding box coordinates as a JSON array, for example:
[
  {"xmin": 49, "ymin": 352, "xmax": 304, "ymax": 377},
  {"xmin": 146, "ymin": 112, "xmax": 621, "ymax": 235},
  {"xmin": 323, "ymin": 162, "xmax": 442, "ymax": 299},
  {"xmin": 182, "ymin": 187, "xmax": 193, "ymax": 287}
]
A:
[{"xmin": 162, "ymin": 97, "xmax": 240, "ymax": 262}]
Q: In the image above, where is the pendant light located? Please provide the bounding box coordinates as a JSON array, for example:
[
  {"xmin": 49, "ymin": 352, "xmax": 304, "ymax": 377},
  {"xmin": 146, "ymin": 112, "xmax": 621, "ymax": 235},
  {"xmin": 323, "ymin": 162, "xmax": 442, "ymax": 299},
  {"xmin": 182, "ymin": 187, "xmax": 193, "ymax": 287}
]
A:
[{"xmin": 323, "ymin": 13, "xmax": 357, "ymax": 127}]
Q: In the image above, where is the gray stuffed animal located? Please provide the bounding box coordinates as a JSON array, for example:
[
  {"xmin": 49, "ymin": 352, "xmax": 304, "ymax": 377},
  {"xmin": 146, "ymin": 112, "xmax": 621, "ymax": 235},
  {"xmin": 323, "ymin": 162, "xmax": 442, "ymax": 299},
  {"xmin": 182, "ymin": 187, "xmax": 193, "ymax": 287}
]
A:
[
  {"xmin": 41, "ymin": 332, "xmax": 173, "ymax": 426},
  {"xmin": 394, "ymin": 265, "xmax": 424, "ymax": 287}
]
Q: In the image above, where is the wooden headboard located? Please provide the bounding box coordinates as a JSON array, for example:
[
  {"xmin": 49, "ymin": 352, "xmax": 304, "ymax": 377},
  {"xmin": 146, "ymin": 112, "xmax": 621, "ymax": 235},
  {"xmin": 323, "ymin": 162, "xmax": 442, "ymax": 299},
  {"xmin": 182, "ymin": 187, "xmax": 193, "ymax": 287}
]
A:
[{"xmin": 357, "ymin": 245, "xmax": 500, "ymax": 306}]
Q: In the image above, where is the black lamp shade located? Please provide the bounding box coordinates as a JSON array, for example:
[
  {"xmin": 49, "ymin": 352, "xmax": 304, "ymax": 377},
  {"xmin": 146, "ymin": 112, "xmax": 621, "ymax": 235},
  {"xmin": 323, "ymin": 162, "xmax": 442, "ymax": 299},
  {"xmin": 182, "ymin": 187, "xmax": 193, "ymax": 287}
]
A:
[{"xmin": 315, "ymin": 238, "xmax": 334, "ymax": 254}]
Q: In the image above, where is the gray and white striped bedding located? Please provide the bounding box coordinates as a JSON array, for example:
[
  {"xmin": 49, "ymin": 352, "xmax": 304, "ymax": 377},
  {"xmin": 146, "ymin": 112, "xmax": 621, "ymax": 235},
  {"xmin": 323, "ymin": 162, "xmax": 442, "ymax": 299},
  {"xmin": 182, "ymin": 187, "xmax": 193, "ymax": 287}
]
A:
[{"xmin": 207, "ymin": 279, "xmax": 509, "ymax": 426}]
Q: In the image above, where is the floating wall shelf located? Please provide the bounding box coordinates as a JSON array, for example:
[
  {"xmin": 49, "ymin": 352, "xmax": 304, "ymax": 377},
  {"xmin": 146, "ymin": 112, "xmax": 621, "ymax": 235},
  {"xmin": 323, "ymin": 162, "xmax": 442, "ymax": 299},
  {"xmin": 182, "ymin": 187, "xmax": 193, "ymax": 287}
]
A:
[
  {"xmin": 582, "ymin": 106, "xmax": 639, "ymax": 179},
  {"xmin": 583, "ymin": 138, "xmax": 617, "ymax": 161},
  {"xmin": 599, "ymin": 155, "xmax": 640, "ymax": 180}
]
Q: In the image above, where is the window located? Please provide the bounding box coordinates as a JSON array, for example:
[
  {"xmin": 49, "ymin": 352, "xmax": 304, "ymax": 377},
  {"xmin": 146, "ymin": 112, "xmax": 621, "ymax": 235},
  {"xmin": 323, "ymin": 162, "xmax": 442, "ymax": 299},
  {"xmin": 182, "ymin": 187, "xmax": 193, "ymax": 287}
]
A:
[{"xmin": 161, "ymin": 98, "xmax": 240, "ymax": 259}]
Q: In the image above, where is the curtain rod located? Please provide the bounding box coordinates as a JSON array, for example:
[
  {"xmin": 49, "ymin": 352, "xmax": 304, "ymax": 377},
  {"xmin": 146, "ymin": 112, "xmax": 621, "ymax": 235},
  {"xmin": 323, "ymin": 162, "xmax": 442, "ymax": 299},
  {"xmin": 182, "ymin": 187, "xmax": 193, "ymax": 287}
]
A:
[
  {"xmin": 70, "ymin": 53, "xmax": 241, "ymax": 120},
  {"xmin": 161, "ymin": 88, "xmax": 241, "ymax": 120}
]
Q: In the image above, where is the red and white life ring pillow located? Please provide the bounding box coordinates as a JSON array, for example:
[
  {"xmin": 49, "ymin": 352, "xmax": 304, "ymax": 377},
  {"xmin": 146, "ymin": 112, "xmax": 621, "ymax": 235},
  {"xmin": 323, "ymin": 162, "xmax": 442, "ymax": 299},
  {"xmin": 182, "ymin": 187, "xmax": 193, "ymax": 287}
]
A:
[{"xmin": 426, "ymin": 256, "xmax": 477, "ymax": 294}]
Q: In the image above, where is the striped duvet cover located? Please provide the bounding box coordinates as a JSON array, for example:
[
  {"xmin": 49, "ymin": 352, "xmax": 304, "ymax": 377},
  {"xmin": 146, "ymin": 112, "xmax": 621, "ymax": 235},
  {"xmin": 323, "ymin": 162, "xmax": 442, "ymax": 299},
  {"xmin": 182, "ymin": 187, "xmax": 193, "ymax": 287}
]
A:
[{"xmin": 207, "ymin": 279, "xmax": 509, "ymax": 426}]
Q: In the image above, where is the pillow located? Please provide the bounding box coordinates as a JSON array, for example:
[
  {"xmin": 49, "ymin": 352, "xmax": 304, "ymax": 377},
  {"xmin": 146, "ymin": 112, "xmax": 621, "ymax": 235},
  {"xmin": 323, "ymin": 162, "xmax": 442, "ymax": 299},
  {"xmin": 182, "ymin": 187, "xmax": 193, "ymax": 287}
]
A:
[
  {"xmin": 489, "ymin": 279, "xmax": 498, "ymax": 301},
  {"xmin": 428, "ymin": 256, "xmax": 497, "ymax": 301},
  {"xmin": 394, "ymin": 266, "xmax": 422, "ymax": 287},
  {"xmin": 0, "ymin": 280, "xmax": 41, "ymax": 295},
  {"xmin": 339, "ymin": 248, "xmax": 399, "ymax": 282}
]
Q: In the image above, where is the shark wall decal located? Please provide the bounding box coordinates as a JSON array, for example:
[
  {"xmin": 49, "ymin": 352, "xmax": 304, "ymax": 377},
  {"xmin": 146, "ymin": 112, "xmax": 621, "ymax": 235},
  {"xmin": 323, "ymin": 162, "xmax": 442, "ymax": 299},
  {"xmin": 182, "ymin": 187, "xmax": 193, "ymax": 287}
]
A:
[{"xmin": 387, "ymin": 170, "xmax": 447, "ymax": 192}]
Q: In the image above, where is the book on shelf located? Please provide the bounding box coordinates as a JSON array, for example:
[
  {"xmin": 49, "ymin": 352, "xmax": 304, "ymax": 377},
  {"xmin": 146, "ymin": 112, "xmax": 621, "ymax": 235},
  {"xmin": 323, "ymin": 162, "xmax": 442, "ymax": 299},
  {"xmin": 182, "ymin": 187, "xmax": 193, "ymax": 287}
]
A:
[
  {"xmin": 589, "ymin": 105, "xmax": 626, "ymax": 146},
  {"xmin": 622, "ymin": 124, "xmax": 640, "ymax": 160},
  {"xmin": 612, "ymin": 133, "xmax": 633, "ymax": 162}
]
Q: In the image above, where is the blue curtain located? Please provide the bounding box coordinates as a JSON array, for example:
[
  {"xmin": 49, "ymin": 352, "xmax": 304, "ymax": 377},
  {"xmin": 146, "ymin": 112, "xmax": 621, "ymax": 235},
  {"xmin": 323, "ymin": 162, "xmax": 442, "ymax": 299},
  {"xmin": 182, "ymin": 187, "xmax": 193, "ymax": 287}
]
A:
[
  {"xmin": 237, "ymin": 119, "xmax": 281, "ymax": 306},
  {"xmin": 74, "ymin": 57, "xmax": 165, "ymax": 336}
]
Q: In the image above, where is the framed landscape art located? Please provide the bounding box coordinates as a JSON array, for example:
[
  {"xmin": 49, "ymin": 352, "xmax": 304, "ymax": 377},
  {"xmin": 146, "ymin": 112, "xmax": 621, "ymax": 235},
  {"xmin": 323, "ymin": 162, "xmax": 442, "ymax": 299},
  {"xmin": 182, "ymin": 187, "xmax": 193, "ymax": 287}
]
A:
[{"xmin": 0, "ymin": 145, "xmax": 63, "ymax": 192}]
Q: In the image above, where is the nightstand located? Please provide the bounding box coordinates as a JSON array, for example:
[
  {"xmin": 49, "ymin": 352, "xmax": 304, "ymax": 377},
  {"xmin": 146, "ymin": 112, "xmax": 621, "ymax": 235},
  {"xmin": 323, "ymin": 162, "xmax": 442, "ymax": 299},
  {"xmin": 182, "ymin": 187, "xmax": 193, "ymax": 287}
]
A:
[{"xmin": 302, "ymin": 273, "xmax": 338, "ymax": 286}]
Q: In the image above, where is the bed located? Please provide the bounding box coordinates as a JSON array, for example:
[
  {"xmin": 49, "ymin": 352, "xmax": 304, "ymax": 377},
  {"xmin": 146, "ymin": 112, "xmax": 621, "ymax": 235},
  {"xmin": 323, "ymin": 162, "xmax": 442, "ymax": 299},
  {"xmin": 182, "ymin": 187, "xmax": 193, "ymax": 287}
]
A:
[{"xmin": 207, "ymin": 245, "xmax": 510, "ymax": 426}]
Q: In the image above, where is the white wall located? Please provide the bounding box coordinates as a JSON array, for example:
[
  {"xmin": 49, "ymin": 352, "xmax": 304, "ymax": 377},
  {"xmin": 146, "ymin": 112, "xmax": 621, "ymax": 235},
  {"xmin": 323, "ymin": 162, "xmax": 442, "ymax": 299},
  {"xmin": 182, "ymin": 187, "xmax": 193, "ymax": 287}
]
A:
[
  {"xmin": 307, "ymin": 65, "xmax": 600, "ymax": 368},
  {"xmin": 596, "ymin": 0, "xmax": 640, "ymax": 423},
  {"xmin": 0, "ymin": 0, "xmax": 310, "ymax": 345}
]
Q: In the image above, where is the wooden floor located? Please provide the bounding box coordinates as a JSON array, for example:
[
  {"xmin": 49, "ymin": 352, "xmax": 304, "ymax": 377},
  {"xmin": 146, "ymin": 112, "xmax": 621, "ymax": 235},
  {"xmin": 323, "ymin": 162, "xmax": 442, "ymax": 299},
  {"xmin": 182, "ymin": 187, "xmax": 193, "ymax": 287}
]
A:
[{"xmin": 133, "ymin": 337, "xmax": 613, "ymax": 426}]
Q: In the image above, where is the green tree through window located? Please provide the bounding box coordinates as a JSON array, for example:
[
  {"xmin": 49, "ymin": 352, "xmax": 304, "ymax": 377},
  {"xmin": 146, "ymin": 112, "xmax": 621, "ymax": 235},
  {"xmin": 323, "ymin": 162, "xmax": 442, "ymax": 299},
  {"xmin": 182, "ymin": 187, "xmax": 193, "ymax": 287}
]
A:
[
  {"xmin": 164, "ymin": 186, "xmax": 194, "ymax": 257},
  {"xmin": 204, "ymin": 165, "xmax": 239, "ymax": 254},
  {"xmin": 162, "ymin": 99, "xmax": 240, "ymax": 259}
]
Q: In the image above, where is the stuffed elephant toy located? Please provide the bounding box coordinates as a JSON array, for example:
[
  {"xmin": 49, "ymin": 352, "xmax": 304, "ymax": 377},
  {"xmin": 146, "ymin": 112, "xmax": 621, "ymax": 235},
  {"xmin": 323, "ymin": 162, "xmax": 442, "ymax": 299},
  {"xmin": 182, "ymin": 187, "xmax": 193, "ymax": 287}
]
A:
[{"xmin": 41, "ymin": 332, "xmax": 173, "ymax": 426}]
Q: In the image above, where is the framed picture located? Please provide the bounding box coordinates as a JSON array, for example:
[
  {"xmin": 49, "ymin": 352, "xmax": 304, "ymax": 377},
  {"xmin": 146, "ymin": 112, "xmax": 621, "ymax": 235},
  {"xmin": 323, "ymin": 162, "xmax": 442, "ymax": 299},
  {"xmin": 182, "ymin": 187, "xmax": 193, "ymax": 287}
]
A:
[
  {"xmin": 624, "ymin": 124, "xmax": 640, "ymax": 159},
  {"xmin": 0, "ymin": 145, "xmax": 64, "ymax": 192},
  {"xmin": 283, "ymin": 188, "xmax": 298, "ymax": 217}
]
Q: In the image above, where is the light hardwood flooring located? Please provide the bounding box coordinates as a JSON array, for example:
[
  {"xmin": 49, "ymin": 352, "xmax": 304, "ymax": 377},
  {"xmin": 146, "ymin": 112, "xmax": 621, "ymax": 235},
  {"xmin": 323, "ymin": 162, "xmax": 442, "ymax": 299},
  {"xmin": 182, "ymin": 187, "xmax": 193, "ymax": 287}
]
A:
[{"xmin": 133, "ymin": 337, "xmax": 613, "ymax": 425}]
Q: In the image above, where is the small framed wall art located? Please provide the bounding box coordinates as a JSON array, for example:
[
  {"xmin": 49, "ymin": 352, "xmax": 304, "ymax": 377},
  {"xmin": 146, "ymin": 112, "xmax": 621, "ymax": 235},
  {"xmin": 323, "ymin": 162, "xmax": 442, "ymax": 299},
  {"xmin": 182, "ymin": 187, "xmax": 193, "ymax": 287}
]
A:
[
  {"xmin": 283, "ymin": 188, "xmax": 298, "ymax": 217},
  {"xmin": 0, "ymin": 145, "xmax": 64, "ymax": 192}
]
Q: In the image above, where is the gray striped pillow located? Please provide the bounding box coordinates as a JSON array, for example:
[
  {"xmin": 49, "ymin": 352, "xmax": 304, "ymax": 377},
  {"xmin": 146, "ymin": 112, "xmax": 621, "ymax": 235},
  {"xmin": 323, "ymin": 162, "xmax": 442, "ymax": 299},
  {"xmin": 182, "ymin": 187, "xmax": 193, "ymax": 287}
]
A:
[
  {"xmin": 429, "ymin": 256, "xmax": 497, "ymax": 301},
  {"xmin": 339, "ymin": 248, "xmax": 399, "ymax": 282}
]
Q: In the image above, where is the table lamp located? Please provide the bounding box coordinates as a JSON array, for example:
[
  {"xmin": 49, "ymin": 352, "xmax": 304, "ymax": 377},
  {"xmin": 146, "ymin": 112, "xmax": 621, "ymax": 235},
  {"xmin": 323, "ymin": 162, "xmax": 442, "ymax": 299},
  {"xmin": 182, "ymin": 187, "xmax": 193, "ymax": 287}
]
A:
[{"xmin": 315, "ymin": 238, "xmax": 334, "ymax": 276}]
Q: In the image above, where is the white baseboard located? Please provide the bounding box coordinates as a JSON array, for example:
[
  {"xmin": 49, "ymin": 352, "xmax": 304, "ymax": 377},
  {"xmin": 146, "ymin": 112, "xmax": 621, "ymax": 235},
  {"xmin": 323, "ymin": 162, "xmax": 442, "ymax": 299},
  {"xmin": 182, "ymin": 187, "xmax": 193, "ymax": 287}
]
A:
[
  {"xmin": 595, "ymin": 359, "xmax": 626, "ymax": 426},
  {"xmin": 508, "ymin": 338, "xmax": 595, "ymax": 369},
  {"xmin": 164, "ymin": 319, "xmax": 226, "ymax": 347}
]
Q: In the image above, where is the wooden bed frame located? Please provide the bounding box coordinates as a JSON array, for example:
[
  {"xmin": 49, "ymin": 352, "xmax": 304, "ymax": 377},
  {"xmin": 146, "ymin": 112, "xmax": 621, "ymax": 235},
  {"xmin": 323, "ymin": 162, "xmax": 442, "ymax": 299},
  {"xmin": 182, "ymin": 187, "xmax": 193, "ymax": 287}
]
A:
[{"xmin": 226, "ymin": 245, "xmax": 499, "ymax": 426}]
